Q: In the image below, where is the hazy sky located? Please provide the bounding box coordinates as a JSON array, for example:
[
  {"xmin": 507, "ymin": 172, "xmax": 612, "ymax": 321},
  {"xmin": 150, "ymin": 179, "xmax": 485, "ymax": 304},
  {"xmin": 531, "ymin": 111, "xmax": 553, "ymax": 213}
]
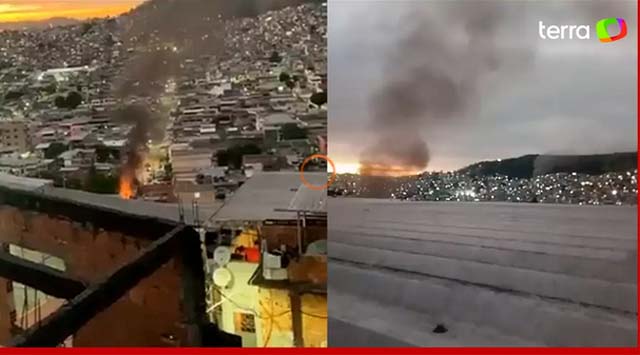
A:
[
  {"xmin": 329, "ymin": 0, "xmax": 638, "ymax": 173},
  {"xmin": 0, "ymin": 0, "xmax": 144, "ymax": 22}
]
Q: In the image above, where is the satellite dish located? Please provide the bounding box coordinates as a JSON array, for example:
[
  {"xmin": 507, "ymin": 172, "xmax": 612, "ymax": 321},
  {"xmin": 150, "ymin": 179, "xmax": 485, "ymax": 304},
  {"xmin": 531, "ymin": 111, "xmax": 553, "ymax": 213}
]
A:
[
  {"xmin": 213, "ymin": 246, "xmax": 231, "ymax": 266},
  {"xmin": 213, "ymin": 267, "xmax": 233, "ymax": 288}
]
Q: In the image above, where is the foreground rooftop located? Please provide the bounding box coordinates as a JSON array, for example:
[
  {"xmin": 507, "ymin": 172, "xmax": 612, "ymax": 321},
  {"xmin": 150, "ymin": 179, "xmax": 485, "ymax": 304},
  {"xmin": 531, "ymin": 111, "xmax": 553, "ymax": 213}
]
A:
[{"xmin": 329, "ymin": 198, "xmax": 637, "ymax": 346}]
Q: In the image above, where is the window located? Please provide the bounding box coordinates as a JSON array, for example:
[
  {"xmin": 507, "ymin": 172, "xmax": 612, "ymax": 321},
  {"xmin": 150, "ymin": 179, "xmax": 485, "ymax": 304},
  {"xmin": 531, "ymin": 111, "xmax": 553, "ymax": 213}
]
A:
[
  {"xmin": 234, "ymin": 312, "xmax": 256, "ymax": 334},
  {"xmin": 8, "ymin": 245, "xmax": 67, "ymax": 335}
]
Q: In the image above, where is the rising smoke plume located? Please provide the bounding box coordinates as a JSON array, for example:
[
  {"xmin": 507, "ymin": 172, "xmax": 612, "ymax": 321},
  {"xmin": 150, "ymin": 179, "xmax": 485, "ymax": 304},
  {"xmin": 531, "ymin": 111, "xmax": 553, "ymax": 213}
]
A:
[
  {"xmin": 358, "ymin": 0, "xmax": 635, "ymax": 178},
  {"xmin": 113, "ymin": 0, "xmax": 318, "ymax": 196},
  {"xmin": 113, "ymin": 103, "xmax": 166, "ymax": 198},
  {"xmin": 359, "ymin": 1, "xmax": 530, "ymax": 176},
  {"xmin": 113, "ymin": 49, "xmax": 179, "ymax": 197}
]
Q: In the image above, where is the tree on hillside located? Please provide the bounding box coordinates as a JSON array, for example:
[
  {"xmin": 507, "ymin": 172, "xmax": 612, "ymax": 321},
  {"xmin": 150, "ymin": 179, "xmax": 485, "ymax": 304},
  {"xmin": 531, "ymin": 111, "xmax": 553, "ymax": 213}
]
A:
[
  {"xmin": 279, "ymin": 72, "xmax": 290, "ymax": 82},
  {"xmin": 44, "ymin": 83, "xmax": 57, "ymax": 95},
  {"xmin": 285, "ymin": 80, "xmax": 295, "ymax": 90},
  {"xmin": 64, "ymin": 177, "xmax": 84, "ymax": 190},
  {"xmin": 66, "ymin": 91, "xmax": 83, "ymax": 109},
  {"xmin": 310, "ymin": 91, "xmax": 327, "ymax": 106},
  {"xmin": 85, "ymin": 169, "xmax": 118, "ymax": 194},
  {"xmin": 216, "ymin": 144, "xmax": 262, "ymax": 170},
  {"xmin": 45, "ymin": 142, "xmax": 68, "ymax": 159},
  {"xmin": 53, "ymin": 91, "xmax": 83, "ymax": 109},
  {"xmin": 164, "ymin": 163, "xmax": 173, "ymax": 177},
  {"xmin": 269, "ymin": 51, "xmax": 282, "ymax": 63},
  {"xmin": 216, "ymin": 150, "xmax": 230, "ymax": 168},
  {"xmin": 81, "ymin": 22, "xmax": 95, "ymax": 36},
  {"xmin": 281, "ymin": 123, "xmax": 307, "ymax": 140},
  {"xmin": 4, "ymin": 91, "xmax": 24, "ymax": 101},
  {"xmin": 54, "ymin": 96, "xmax": 67, "ymax": 108}
]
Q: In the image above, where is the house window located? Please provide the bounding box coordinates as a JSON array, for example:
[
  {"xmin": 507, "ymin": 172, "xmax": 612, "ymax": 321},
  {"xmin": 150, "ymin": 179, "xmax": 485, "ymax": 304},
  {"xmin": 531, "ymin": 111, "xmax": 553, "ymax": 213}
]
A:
[
  {"xmin": 9, "ymin": 244, "xmax": 67, "ymax": 336},
  {"xmin": 234, "ymin": 312, "xmax": 256, "ymax": 334}
]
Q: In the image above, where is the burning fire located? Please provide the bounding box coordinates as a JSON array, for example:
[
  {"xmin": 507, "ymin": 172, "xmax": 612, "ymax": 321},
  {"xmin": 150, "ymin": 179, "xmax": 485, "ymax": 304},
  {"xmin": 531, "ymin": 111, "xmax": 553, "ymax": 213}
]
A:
[
  {"xmin": 358, "ymin": 163, "xmax": 421, "ymax": 177},
  {"xmin": 119, "ymin": 173, "xmax": 135, "ymax": 199}
]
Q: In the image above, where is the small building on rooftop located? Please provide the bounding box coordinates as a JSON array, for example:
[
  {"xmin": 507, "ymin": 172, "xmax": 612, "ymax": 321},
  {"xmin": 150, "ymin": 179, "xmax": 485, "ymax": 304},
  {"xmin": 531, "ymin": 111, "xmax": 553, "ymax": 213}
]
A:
[{"xmin": 208, "ymin": 172, "xmax": 327, "ymax": 347}]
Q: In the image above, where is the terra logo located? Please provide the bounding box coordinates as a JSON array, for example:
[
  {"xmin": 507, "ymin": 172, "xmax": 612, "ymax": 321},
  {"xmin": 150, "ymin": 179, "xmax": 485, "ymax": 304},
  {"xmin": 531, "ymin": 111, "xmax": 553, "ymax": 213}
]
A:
[
  {"xmin": 596, "ymin": 17, "xmax": 628, "ymax": 42},
  {"xmin": 538, "ymin": 17, "xmax": 627, "ymax": 43}
]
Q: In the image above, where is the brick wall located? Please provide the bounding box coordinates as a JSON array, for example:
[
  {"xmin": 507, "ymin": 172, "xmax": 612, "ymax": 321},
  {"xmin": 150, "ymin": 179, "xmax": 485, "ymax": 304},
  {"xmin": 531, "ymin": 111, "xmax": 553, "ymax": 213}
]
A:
[
  {"xmin": 0, "ymin": 276, "xmax": 11, "ymax": 345},
  {"xmin": 257, "ymin": 289, "xmax": 327, "ymax": 347},
  {"xmin": 0, "ymin": 205, "xmax": 185, "ymax": 346}
]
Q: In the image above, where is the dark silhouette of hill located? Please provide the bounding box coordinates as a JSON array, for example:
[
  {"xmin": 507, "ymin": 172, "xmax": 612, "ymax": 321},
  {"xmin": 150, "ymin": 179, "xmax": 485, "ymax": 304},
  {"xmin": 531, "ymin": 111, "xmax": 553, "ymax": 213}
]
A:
[
  {"xmin": 119, "ymin": 0, "xmax": 321, "ymax": 54},
  {"xmin": 459, "ymin": 152, "xmax": 637, "ymax": 178},
  {"xmin": 126, "ymin": 0, "xmax": 321, "ymax": 19},
  {"xmin": 0, "ymin": 17, "xmax": 79, "ymax": 31}
]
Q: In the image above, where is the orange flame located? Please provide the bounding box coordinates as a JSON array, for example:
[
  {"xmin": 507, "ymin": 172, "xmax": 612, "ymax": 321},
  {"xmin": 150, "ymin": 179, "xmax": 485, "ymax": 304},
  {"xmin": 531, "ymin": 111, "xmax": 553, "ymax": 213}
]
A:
[
  {"xmin": 358, "ymin": 163, "xmax": 421, "ymax": 177},
  {"xmin": 119, "ymin": 174, "xmax": 134, "ymax": 199}
]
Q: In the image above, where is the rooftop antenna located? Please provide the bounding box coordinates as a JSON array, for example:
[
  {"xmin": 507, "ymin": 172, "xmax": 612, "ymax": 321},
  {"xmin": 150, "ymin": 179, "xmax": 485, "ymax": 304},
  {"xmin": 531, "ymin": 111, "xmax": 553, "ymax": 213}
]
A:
[
  {"xmin": 177, "ymin": 196, "xmax": 185, "ymax": 223},
  {"xmin": 192, "ymin": 193, "xmax": 201, "ymax": 228}
]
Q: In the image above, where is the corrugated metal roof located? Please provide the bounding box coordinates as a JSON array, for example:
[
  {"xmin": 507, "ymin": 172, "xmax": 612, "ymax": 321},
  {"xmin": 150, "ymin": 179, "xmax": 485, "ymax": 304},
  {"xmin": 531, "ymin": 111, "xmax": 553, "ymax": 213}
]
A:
[
  {"xmin": 287, "ymin": 183, "xmax": 326, "ymax": 213},
  {"xmin": 212, "ymin": 171, "xmax": 327, "ymax": 222}
]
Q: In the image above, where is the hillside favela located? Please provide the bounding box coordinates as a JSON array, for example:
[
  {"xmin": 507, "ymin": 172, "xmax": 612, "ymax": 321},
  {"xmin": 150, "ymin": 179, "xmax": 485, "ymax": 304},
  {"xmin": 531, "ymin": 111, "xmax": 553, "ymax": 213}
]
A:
[
  {"xmin": 0, "ymin": 0, "xmax": 328, "ymax": 348},
  {"xmin": 332, "ymin": 153, "xmax": 637, "ymax": 205}
]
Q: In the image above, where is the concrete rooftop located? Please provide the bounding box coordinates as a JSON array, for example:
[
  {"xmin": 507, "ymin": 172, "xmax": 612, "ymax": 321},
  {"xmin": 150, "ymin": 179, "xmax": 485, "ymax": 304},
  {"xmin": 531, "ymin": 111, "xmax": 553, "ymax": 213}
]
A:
[
  {"xmin": 329, "ymin": 198, "xmax": 637, "ymax": 347},
  {"xmin": 0, "ymin": 173, "xmax": 219, "ymax": 226}
]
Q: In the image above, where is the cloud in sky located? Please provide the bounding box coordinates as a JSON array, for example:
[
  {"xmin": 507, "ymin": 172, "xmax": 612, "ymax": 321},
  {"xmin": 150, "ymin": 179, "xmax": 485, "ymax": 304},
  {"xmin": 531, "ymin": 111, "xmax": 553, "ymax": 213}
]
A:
[
  {"xmin": 0, "ymin": 0, "xmax": 144, "ymax": 22},
  {"xmin": 329, "ymin": 0, "xmax": 637, "ymax": 172}
]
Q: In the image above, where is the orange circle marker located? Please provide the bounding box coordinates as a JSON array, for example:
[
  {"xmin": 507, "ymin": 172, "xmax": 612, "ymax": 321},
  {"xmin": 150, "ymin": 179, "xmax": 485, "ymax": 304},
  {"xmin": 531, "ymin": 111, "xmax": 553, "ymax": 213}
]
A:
[{"xmin": 299, "ymin": 154, "xmax": 336, "ymax": 191}]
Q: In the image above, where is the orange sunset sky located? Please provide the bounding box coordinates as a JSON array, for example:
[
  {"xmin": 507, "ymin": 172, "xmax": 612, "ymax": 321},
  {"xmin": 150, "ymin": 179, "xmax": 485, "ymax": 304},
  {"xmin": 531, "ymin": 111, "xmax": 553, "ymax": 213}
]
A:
[{"xmin": 0, "ymin": 0, "xmax": 146, "ymax": 23}]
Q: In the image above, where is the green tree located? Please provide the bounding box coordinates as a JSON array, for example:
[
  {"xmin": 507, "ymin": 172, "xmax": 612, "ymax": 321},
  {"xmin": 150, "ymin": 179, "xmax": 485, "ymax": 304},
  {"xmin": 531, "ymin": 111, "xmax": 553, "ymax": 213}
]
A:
[
  {"xmin": 269, "ymin": 51, "xmax": 282, "ymax": 63},
  {"xmin": 4, "ymin": 91, "xmax": 24, "ymax": 101},
  {"xmin": 54, "ymin": 95, "xmax": 66, "ymax": 108},
  {"xmin": 310, "ymin": 91, "xmax": 327, "ymax": 106},
  {"xmin": 281, "ymin": 123, "xmax": 307, "ymax": 140},
  {"xmin": 66, "ymin": 91, "xmax": 83, "ymax": 109},
  {"xmin": 85, "ymin": 169, "xmax": 119, "ymax": 194},
  {"xmin": 81, "ymin": 22, "xmax": 95, "ymax": 36},
  {"xmin": 279, "ymin": 72, "xmax": 290, "ymax": 82},
  {"xmin": 54, "ymin": 91, "xmax": 83, "ymax": 109},
  {"xmin": 45, "ymin": 142, "xmax": 68, "ymax": 159},
  {"xmin": 216, "ymin": 144, "xmax": 262, "ymax": 169},
  {"xmin": 285, "ymin": 80, "xmax": 295, "ymax": 90},
  {"xmin": 216, "ymin": 150, "xmax": 230, "ymax": 167},
  {"xmin": 44, "ymin": 83, "xmax": 57, "ymax": 95},
  {"xmin": 65, "ymin": 177, "xmax": 84, "ymax": 190}
]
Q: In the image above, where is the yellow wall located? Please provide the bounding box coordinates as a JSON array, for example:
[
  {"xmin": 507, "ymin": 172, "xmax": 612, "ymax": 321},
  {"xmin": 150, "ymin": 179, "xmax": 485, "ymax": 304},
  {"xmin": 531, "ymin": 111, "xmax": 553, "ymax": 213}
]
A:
[
  {"xmin": 301, "ymin": 293, "xmax": 328, "ymax": 347},
  {"xmin": 257, "ymin": 288, "xmax": 327, "ymax": 347},
  {"xmin": 258, "ymin": 288, "xmax": 294, "ymax": 347}
]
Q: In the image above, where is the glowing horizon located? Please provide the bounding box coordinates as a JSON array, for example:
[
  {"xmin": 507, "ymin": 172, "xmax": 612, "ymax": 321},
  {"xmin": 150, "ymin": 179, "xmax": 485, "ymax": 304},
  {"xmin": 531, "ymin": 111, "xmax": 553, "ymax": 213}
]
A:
[
  {"xmin": 334, "ymin": 161, "xmax": 457, "ymax": 175},
  {"xmin": 0, "ymin": 1, "xmax": 145, "ymax": 23}
]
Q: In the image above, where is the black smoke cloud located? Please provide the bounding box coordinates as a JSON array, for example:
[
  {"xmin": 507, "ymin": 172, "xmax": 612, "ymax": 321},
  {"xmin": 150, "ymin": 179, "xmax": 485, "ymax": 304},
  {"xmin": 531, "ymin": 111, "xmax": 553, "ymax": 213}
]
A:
[
  {"xmin": 113, "ymin": 0, "xmax": 318, "ymax": 178},
  {"xmin": 113, "ymin": 49, "xmax": 176, "ymax": 180},
  {"xmin": 359, "ymin": 1, "xmax": 531, "ymax": 176},
  {"xmin": 113, "ymin": 104, "xmax": 165, "ymax": 180},
  {"xmin": 115, "ymin": 49, "xmax": 180, "ymax": 99}
]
